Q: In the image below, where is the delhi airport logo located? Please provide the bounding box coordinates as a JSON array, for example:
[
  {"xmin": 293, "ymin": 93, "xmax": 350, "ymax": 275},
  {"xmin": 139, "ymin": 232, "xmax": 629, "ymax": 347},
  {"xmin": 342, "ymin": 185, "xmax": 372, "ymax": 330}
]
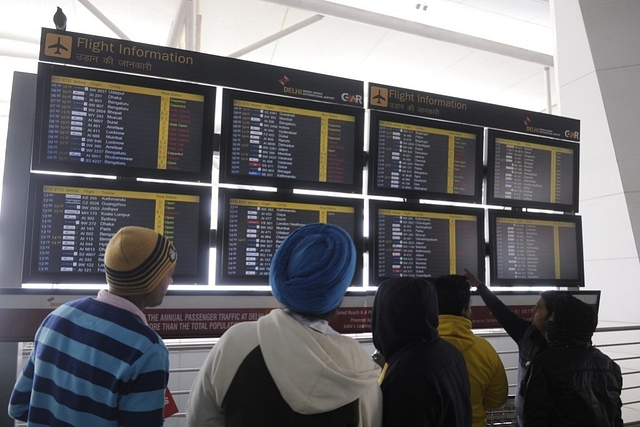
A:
[
  {"xmin": 278, "ymin": 75, "xmax": 304, "ymax": 96},
  {"xmin": 279, "ymin": 75, "xmax": 290, "ymax": 86},
  {"xmin": 370, "ymin": 86, "xmax": 388, "ymax": 107},
  {"xmin": 44, "ymin": 33, "xmax": 73, "ymax": 59}
]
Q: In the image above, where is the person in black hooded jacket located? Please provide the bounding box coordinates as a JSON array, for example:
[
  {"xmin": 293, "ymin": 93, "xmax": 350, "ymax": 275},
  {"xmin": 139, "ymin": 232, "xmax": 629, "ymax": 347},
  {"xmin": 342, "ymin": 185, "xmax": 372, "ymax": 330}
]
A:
[
  {"xmin": 372, "ymin": 277, "xmax": 472, "ymax": 427},
  {"xmin": 464, "ymin": 268, "xmax": 563, "ymax": 427},
  {"xmin": 522, "ymin": 294, "xmax": 623, "ymax": 427}
]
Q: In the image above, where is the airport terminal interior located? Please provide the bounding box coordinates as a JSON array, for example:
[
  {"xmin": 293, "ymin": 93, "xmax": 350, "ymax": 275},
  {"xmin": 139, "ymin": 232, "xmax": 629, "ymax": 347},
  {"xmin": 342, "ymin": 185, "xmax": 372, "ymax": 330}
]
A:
[{"xmin": 2, "ymin": 0, "xmax": 640, "ymax": 425}]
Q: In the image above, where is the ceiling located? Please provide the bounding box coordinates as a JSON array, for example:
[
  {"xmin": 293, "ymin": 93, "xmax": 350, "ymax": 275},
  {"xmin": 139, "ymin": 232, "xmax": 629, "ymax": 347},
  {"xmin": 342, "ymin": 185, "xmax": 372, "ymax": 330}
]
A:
[
  {"xmin": 0, "ymin": 0, "xmax": 555, "ymax": 142},
  {"xmin": 0, "ymin": 0, "xmax": 556, "ymax": 197}
]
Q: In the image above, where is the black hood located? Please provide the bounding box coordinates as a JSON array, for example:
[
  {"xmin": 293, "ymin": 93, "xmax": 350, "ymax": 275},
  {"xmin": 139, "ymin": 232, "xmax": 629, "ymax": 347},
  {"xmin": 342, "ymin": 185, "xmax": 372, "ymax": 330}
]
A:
[{"xmin": 372, "ymin": 277, "xmax": 440, "ymax": 361}]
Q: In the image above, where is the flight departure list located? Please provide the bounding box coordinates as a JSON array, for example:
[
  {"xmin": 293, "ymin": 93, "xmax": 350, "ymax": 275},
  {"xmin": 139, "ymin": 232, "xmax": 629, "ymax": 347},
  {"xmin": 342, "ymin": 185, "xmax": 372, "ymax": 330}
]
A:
[
  {"xmin": 222, "ymin": 197, "xmax": 356, "ymax": 281},
  {"xmin": 43, "ymin": 75, "xmax": 205, "ymax": 173},
  {"xmin": 491, "ymin": 137, "xmax": 575, "ymax": 207},
  {"xmin": 228, "ymin": 100, "xmax": 356, "ymax": 185},
  {"xmin": 374, "ymin": 208, "xmax": 480, "ymax": 279},
  {"xmin": 493, "ymin": 216, "xmax": 580, "ymax": 280},
  {"xmin": 34, "ymin": 185, "xmax": 201, "ymax": 278},
  {"xmin": 375, "ymin": 120, "xmax": 478, "ymax": 196}
]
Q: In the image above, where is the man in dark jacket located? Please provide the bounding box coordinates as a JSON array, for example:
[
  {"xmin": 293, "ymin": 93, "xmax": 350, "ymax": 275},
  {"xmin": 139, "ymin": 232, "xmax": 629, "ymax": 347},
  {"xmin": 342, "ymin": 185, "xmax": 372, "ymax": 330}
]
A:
[
  {"xmin": 372, "ymin": 277, "xmax": 472, "ymax": 427},
  {"xmin": 523, "ymin": 294, "xmax": 623, "ymax": 427}
]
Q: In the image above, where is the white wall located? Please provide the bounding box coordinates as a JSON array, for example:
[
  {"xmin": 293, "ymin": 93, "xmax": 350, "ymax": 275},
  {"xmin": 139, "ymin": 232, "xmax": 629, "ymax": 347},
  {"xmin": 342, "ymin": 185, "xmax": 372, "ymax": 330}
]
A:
[{"xmin": 552, "ymin": 0, "xmax": 640, "ymax": 325}]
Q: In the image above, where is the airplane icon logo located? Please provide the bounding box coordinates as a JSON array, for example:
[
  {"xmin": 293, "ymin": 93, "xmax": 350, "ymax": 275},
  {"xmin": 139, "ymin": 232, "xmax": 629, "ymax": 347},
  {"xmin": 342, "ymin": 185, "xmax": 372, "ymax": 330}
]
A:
[
  {"xmin": 370, "ymin": 86, "xmax": 388, "ymax": 107},
  {"xmin": 48, "ymin": 37, "xmax": 68, "ymax": 55},
  {"xmin": 44, "ymin": 33, "xmax": 72, "ymax": 59}
]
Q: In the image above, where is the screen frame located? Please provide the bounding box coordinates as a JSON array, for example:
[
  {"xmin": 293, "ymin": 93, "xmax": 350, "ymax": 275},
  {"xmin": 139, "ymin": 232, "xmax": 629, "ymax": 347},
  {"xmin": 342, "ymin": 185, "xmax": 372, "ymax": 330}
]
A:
[
  {"xmin": 368, "ymin": 199, "xmax": 486, "ymax": 286},
  {"xmin": 22, "ymin": 173, "xmax": 212, "ymax": 286},
  {"xmin": 367, "ymin": 110, "xmax": 484, "ymax": 203},
  {"xmin": 487, "ymin": 209, "xmax": 585, "ymax": 287},
  {"xmin": 219, "ymin": 88, "xmax": 365, "ymax": 194},
  {"xmin": 32, "ymin": 62, "xmax": 217, "ymax": 183},
  {"xmin": 216, "ymin": 187, "xmax": 364, "ymax": 286},
  {"xmin": 486, "ymin": 128, "xmax": 580, "ymax": 212}
]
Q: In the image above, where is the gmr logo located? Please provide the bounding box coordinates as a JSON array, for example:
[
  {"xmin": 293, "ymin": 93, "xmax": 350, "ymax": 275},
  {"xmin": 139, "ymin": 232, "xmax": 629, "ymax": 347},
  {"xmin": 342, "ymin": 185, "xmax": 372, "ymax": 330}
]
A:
[
  {"xmin": 565, "ymin": 130, "xmax": 580, "ymax": 140},
  {"xmin": 341, "ymin": 93, "xmax": 363, "ymax": 105}
]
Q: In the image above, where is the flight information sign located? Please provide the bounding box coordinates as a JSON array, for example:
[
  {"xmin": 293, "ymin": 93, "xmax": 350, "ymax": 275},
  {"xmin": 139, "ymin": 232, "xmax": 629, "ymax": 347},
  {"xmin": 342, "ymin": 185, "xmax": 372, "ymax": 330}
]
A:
[
  {"xmin": 487, "ymin": 129, "xmax": 579, "ymax": 212},
  {"xmin": 369, "ymin": 111, "xmax": 483, "ymax": 202},
  {"xmin": 370, "ymin": 200, "xmax": 484, "ymax": 284},
  {"xmin": 23, "ymin": 175, "xmax": 210, "ymax": 284},
  {"xmin": 217, "ymin": 189, "xmax": 363, "ymax": 285},
  {"xmin": 220, "ymin": 90, "xmax": 364, "ymax": 193},
  {"xmin": 33, "ymin": 63, "xmax": 215, "ymax": 182},
  {"xmin": 489, "ymin": 210, "xmax": 584, "ymax": 286}
]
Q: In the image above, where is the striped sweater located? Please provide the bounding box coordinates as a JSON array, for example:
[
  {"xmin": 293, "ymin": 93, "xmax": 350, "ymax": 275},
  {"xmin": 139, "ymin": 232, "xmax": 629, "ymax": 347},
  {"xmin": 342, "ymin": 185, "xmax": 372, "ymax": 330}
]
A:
[{"xmin": 8, "ymin": 297, "xmax": 169, "ymax": 426}]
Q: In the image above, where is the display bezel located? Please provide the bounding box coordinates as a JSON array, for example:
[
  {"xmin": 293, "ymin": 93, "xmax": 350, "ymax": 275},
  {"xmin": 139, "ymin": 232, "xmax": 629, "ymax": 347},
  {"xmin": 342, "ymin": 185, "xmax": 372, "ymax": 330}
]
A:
[
  {"xmin": 368, "ymin": 199, "xmax": 486, "ymax": 286},
  {"xmin": 216, "ymin": 188, "xmax": 364, "ymax": 286},
  {"xmin": 367, "ymin": 110, "xmax": 484, "ymax": 203},
  {"xmin": 219, "ymin": 89, "xmax": 365, "ymax": 194},
  {"xmin": 32, "ymin": 63, "xmax": 216, "ymax": 183},
  {"xmin": 22, "ymin": 174, "xmax": 212, "ymax": 285},
  {"xmin": 486, "ymin": 129, "xmax": 580, "ymax": 212},
  {"xmin": 488, "ymin": 209, "xmax": 585, "ymax": 287}
]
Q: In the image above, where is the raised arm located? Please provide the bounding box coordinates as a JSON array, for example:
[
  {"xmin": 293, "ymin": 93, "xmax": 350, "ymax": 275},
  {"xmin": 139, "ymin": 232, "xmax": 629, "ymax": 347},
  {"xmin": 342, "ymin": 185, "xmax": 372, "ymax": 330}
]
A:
[{"xmin": 464, "ymin": 269, "xmax": 531, "ymax": 343}]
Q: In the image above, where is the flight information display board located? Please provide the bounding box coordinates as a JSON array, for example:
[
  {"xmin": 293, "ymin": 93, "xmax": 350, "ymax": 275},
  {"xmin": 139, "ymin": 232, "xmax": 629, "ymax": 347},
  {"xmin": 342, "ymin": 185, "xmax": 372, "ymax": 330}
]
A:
[
  {"xmin": 23, "ymin": 175, "xmax": 211, "ymax": 285},
  {"xmin": 219, "ymin": 89, "xmax": 364, "ymax": 193},
  {"xmin": 488, "ymin": 210, "xmax": 584, "ymax": 286},
  {"xmin": 369, "ymin": 200, "xmax": 485, "ymax": 285},
  {"xmin": 368, "ymin": 111, "xmax": 483, "ymax": 203},
  {"xmin": 487, "ymin": 129, "xmax": 579, "ymax": 212},
  {"xmin": 32, "ymin": 63, "xmax": 216, "ymax": 182},
  {"xmin": 217, "ymin": 188, "xmax": 363, "ymax": 285}
]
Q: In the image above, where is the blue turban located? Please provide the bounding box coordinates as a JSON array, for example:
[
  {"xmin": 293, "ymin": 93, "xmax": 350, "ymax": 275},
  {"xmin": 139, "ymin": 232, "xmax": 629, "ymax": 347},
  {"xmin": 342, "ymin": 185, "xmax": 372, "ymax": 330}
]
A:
[{"xmin": 269, "ymin": 223, "xmax": 356, "ymax": 315}]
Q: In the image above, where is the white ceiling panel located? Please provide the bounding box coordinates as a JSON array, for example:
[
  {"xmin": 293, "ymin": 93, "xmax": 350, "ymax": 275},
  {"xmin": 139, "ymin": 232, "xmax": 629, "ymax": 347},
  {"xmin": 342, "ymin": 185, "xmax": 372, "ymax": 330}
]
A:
[{"xmin": 0, "ymin": 0, "xmax": 557, "ymax": 113}]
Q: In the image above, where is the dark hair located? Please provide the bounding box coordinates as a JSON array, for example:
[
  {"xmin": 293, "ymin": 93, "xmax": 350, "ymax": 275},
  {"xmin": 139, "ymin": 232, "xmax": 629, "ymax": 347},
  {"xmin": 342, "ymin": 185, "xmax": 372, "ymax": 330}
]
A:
[
  {"xmin": 540, "ymin": 290, "xmax": 566, "ymax": 318},
  {"xmin": 298, "ymin": 306, "xmax": 340, "ymax": 322},
  {"xmin": 432, "ymin": 274, "xmax": 471, "ymax": 316},
  {"xmin": 547, "ymin": 294, "xmax": 598, "ymax": 344}
]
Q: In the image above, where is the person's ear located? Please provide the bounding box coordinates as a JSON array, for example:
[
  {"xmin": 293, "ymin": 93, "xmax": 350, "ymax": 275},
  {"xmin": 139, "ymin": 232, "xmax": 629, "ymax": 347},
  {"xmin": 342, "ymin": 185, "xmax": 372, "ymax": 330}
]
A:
[{"xmin": 462, "ymin": 304, "xmax": 471, "ymax": 319}]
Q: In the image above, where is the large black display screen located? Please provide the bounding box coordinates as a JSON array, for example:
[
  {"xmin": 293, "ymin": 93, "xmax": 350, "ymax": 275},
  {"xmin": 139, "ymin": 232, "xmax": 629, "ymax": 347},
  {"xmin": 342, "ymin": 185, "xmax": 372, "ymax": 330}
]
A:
[
  {"xmin": 219, "ymin": 89, "xmax": 364, "ymax": 193},
  {"xmin": 487, "ymin": 129, "xmax": 579, "ymax": 212},
  {"xmin": 488, "ymin": 210, "xmax": 584, "ymax": 286},
  {"xmin": 23, "ymin": 174, "xmax": 211, "ymax": 285},
  {"xmin": 369, "ymin": 200, "xmax": 485, "ymax": 285},
  {"xmin": 32, "ymin": 63, "xmax": 216, "ymax": 182},
  {"xmin": 368, "ymin": 111, "xmax": 483, "ymax": 203},
  {"xmin": 216, "ymin": 188, "xmax": 363, "ymax": 286}
]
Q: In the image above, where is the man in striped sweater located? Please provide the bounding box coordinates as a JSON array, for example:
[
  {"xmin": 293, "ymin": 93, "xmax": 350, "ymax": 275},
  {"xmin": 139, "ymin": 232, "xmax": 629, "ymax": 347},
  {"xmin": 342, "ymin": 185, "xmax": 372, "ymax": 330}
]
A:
[{"xmin": 8, "ymin": 226, "xmax": 177, "ymax": 426}]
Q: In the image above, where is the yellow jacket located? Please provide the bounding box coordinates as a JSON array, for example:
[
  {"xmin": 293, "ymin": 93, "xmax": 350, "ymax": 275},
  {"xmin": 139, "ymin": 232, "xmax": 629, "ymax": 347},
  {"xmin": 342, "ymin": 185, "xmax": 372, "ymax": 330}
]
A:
[{"xmin": 438, "ymin": 314, "xmax": 508, "ymax": 427}]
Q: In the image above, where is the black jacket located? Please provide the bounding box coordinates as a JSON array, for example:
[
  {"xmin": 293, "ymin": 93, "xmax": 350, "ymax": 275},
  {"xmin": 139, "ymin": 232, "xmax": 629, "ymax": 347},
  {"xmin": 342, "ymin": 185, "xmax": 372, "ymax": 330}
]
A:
[
  {"xmin": 372, "ymin": 277, "xmax": 472, "ymax": 427},
  {"xmin": 522, "ymin": 343, "xmax": 623, "ymax": 427},
  {"xmin": 477, "ymin": 284, "xmax": 548, "ymax": 425}
]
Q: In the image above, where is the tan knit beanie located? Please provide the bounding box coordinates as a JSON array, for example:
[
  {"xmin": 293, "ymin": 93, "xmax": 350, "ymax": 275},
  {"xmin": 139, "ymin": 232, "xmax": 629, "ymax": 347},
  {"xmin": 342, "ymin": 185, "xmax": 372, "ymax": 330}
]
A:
[{"xmin": 104, "ymin": 226, "xmax": 177, "ymax": 296}]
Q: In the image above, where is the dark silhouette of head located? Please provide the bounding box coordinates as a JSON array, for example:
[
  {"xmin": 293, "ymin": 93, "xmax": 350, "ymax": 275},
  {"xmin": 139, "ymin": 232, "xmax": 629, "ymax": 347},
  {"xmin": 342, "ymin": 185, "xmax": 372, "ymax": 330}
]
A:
[{"xmin": 432, "ymin": 274, "xmax": 471, "ymax": 316}]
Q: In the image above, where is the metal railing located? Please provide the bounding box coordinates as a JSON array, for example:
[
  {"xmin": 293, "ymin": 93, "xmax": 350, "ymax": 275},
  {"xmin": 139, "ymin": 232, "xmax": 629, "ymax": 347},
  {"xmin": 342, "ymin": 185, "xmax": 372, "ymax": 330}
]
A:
[{"xmin": 13, "ymin": 325, "xmax": 640, "ymax": 426}]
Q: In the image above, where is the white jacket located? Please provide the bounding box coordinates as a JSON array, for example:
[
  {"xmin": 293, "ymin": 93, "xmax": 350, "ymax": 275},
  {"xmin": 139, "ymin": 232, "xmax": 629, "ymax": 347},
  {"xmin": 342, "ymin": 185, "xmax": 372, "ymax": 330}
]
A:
[{"xmin": 186, "ymin": 308, "xmax": 382, "ymax": 426}]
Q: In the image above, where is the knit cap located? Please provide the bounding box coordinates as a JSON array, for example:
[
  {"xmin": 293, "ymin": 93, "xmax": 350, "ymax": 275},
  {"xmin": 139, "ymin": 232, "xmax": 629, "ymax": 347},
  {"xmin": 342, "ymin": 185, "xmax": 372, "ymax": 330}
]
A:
[
  {"xmin": 269, "ymin": 223, "xmax": 356, "ymax": 315},
  {"xmin": 546, "ymin": 294, "xmax": 597, "ymax": 345},
  {"xmin": 104, "ymin": 226, "xmax": 177, "ymax": 296}
]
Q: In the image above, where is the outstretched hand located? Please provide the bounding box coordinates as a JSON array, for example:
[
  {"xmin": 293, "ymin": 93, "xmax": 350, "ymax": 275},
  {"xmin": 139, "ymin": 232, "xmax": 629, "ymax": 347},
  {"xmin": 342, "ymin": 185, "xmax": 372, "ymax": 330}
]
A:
[{"xmin": 463, "ymin": 268, "xmax": 483, "ymax": 287}]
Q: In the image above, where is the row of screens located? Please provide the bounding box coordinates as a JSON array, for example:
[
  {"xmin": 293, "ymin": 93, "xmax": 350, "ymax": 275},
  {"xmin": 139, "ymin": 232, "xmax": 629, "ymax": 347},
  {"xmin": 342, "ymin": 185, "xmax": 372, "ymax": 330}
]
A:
[
  {"xmin": 23, "ymin": 174, "xmax": 585, "ymax": 288},
  {"xmin": 32, "ymin": 63, "xmax": 580, "ymax": 212}
]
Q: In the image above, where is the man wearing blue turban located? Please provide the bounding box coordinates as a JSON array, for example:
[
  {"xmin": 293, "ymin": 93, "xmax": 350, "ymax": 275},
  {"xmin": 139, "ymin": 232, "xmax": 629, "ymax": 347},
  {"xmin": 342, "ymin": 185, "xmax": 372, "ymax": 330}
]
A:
[{"xmin": 187, "ymin": 223, "xmax": 383, "ymax": 426}]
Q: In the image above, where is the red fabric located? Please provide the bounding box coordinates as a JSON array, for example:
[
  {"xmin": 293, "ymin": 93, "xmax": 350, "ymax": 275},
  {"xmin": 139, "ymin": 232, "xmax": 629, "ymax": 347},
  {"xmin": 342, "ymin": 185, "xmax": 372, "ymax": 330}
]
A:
[{"xmin": 164, "ymin": 388, "xmax": 179, "ymax": 418}]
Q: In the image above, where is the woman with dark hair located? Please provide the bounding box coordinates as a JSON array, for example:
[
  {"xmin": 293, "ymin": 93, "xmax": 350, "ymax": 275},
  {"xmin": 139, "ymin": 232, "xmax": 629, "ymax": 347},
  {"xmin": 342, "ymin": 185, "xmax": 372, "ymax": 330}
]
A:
[{"xmin": 464, "ymin": 269, "xmax": 564, "ymax": 427}]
